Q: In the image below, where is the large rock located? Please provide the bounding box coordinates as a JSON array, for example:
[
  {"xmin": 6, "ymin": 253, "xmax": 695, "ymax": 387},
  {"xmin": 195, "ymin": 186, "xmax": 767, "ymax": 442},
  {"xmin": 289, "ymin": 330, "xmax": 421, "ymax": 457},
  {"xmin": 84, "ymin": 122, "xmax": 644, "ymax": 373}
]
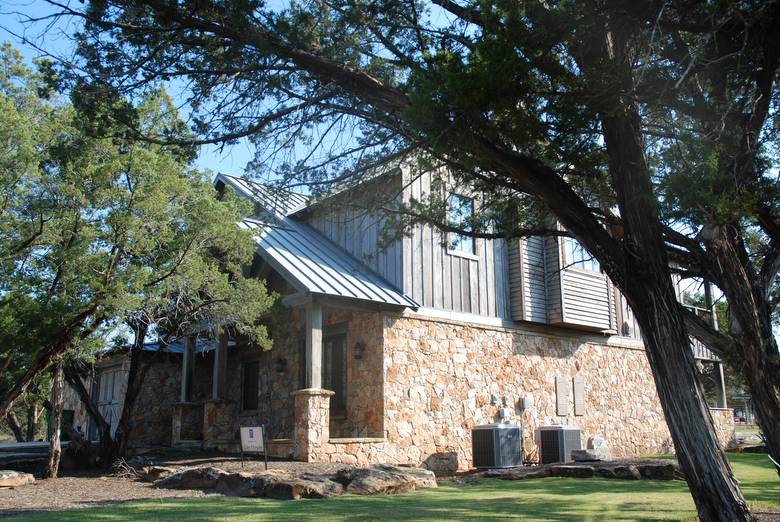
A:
[
  {"xmin": 337, "ymin": 464, "xmax": 437, "ymax": 495},
  {"xmin": 156, "ymin": 467, "xmax": 344, "ymax": 500},
  {"xmin": 155, "ymin": 466, "xmax": 230, "ymax": 489},
  {"xmin": 636, "ymin": 463, "xmax": 677, "ymax": 481},
  {"xmin": 550, "ymin": 465, "xmax": 595, "ymax": 478},
  {"xmin": 497, "ymin": 467, "xmax": 552, "ymax": 480},
  {"xmin": 138, "ymin": 466, "xmax": 181, "ymax": 483},
  {"xmin": 572, "ymin": 449, "xmax": 610, "ymax": 462},
  {"xmin": 0, "ymin": 470, "xmax": 34, "ymax": 488},
  {"xmin": 584, "ymin": 436, "xmax": 611, "ymax": 461},
  {"xmin": 595, "ymin": 464, "xmax": 641, "ymax": 480}
]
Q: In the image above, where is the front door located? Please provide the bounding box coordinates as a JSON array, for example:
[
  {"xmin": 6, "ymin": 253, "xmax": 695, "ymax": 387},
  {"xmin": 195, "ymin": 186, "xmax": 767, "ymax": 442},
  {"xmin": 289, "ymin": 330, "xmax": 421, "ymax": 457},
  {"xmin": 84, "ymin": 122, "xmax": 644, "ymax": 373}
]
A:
[{"xmin": 96, "ymin": 366, "xmax": 124, "ymax": 438}]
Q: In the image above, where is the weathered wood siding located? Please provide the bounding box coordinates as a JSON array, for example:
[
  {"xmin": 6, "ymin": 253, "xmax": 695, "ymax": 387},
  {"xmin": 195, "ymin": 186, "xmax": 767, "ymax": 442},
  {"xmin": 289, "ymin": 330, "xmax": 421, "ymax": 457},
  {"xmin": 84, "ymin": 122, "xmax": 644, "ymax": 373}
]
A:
[
  {"xmin": 401, "ymin": 169, "xmax": 510, "ymax": 317},
  {"xmin": 304, "ymin": 179, "xmax": 404, "ymax": 290},
  {"xmin": 507, "ymin": 237, "xmax": 548, "ymax": 323}
]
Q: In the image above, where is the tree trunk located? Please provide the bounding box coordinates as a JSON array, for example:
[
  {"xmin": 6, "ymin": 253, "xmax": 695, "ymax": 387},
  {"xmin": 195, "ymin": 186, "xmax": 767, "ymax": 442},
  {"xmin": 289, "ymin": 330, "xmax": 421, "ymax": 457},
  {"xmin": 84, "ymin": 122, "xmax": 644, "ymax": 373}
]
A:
[
  {"xmin": 43, "ymin": 363, "xmax": 63, "ymax": 479},
  {"xmin": 112, "ymin": 323, "xmax": 149, "ymax": 459},
  {"xmin": 704, "ymin": 225, "xmax": 780, "ymax": 475},
  {"xmin": 5, "ymin": 411, "xmax": 24, "ymax": 442},
  {"xmin": 628, "ymin": 282, "xmax": 752, "ymax": 521},
  {"xmin": 566, "ymin": 16, "xmax": 753, "ymax": 520},
  {"xmin": 63, "ymin": 366, "xmax": 115, "ymax": 466},
  {"xmin": 26, "ymin": 403, "xmax": 38, "ymax": 441}
]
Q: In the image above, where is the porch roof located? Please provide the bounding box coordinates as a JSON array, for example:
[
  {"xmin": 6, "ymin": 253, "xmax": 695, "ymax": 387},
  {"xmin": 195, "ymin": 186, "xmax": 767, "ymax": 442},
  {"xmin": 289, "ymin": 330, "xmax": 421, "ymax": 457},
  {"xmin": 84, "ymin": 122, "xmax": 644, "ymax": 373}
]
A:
[
  {"xmin": 217, "ymin": 174, "xmax": 418, "ymax": 310},
  {"xmin": 239, "ymin": 217, "xmax": 419, "ymax": 309}
]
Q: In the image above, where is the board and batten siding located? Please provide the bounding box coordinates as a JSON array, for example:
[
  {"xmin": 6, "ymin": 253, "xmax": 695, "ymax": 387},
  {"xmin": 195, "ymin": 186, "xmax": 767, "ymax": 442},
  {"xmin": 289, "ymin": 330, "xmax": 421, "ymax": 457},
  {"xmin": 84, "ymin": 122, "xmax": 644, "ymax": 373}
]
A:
[
  {"xmin": 401, "ymin": 169, "xmax": 510, "ymax": 318},
  {"xmin": 304, "ymin": 185, "xmax": 404, "ymax": 291}
]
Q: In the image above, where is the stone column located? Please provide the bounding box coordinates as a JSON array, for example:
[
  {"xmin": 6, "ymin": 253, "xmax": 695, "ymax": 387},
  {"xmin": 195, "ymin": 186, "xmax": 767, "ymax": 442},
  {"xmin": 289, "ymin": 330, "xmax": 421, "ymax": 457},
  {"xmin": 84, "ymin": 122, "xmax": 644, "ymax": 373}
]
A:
[{"xmin": 293, "ymin": 388, "xmax": 334, "ymax": 462}]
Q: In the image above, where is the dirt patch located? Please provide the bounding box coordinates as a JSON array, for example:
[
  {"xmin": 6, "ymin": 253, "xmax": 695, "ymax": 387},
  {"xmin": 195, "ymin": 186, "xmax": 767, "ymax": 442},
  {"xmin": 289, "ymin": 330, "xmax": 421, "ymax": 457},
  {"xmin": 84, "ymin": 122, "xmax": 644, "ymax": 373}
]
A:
[
  {"xmin": 0, "ymin": 457, "xmax": 359, "ymax": 515},
  {"xmin": 0, "ymin": 470, "xmax": 211, "ymax": 516}
]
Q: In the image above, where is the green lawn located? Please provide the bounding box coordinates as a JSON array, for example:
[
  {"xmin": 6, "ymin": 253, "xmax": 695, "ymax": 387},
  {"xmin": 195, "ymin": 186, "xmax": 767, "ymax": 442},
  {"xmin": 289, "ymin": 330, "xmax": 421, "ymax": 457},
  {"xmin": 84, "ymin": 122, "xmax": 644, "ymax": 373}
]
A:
[{"xmin": 18, "ymin": 454, "xmax": 779, "ymax": 521}]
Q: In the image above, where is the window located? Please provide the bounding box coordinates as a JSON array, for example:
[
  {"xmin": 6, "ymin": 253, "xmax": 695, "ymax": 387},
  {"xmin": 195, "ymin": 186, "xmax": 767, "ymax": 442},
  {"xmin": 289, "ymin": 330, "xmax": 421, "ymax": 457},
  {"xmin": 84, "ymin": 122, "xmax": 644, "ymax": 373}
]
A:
[
  {"xmin": 323, "ymin": 333, "xmax": 347, "ymax": 417},
  {"xmin": 564, "ymin": 237, "xmax": 600, "ymax": 272},
  {"xmin": 449, "ymin": 194, "xmax": 475, "ymax": 254},
  {"xmin": 242, "ymin": 361, "xmax": 259, "ymax": 411}
]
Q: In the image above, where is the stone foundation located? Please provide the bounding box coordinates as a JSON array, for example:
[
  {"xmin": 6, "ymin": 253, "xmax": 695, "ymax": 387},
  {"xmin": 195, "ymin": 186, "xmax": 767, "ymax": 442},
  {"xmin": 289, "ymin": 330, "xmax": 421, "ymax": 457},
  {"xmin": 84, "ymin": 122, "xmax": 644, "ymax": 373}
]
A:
[{"xmin": 381, "ymin": 313, "xmax": 676, "ymax": 471}]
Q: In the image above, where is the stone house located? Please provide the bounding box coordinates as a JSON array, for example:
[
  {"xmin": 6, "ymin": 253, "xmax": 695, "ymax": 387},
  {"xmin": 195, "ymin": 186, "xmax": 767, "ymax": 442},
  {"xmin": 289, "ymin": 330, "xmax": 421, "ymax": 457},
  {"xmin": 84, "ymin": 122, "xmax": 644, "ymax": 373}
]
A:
[{"xmin": 65, "ymin": 170, "xmax": 735, "ymax": 471}]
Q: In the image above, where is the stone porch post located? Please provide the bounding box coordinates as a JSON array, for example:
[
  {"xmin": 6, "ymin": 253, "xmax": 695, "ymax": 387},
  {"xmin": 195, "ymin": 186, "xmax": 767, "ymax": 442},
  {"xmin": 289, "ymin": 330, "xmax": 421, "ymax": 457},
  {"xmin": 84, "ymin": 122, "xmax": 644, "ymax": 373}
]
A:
[
  {"xmin": 203, "ymin": 331, "xmax": 237, "ymax": 451},
  {"xmin": 293, "ymin": 388, "xmax": 334, "ymax": 461}
]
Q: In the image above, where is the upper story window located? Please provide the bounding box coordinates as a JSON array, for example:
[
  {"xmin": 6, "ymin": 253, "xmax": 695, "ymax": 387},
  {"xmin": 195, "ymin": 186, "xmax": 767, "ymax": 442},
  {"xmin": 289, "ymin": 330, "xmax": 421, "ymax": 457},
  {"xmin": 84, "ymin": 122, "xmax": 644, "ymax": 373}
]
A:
[
  {"xmin": 449, "ymin": 194, "xmax": 475, "ymax": 255},
  {"xmin": 564, "ymin": 237, "xmax": 600, "ymax": 272}
]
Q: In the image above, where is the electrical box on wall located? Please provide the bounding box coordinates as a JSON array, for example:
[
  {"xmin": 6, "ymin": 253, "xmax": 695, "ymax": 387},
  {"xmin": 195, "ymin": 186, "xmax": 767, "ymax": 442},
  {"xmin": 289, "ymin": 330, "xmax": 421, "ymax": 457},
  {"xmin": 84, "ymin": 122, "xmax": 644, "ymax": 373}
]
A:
[{"xmin": 519, "ymin": 395, "xmax": 534, "ymax": 410}]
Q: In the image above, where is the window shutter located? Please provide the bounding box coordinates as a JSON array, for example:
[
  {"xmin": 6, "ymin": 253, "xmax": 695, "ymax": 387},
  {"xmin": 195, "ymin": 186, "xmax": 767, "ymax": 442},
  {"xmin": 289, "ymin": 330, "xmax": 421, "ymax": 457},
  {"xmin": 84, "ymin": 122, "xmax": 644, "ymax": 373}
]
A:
[
  {"xmin": 573, "ymin": 375, "xmax": 585, "ymax": 416},
  {"xmin": 555, "ymin": 376, "xmax": 570, "ymax": 416}
]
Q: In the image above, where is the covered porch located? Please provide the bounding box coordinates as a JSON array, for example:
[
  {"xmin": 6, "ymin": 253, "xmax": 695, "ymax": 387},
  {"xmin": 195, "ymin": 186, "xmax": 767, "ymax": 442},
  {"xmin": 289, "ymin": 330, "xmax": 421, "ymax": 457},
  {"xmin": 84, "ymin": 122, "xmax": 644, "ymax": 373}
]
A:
[{"xmin": 170, "ymin": 182, "xmax": 419, "ymax": 461}]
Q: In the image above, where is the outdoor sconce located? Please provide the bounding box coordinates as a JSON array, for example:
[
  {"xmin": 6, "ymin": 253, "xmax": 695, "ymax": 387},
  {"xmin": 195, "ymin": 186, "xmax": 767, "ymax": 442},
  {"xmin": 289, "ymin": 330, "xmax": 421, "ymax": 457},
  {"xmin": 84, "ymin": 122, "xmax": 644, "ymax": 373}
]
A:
[
  {"xmin": 274, "ymin": 357, "xmax": 287, "ymax": 373},
  {"xmin": 353, "ymin": 341, "xmax": 367, "ymax": 360}
]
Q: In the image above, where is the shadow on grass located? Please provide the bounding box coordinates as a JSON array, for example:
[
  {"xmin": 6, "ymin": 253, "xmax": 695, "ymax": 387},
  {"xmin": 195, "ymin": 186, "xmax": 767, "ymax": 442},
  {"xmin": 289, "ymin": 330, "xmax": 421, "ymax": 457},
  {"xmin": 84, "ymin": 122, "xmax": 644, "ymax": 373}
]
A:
[{"xmin": 15, "ymin": 453, "xmax": 777, "ymax": 521}]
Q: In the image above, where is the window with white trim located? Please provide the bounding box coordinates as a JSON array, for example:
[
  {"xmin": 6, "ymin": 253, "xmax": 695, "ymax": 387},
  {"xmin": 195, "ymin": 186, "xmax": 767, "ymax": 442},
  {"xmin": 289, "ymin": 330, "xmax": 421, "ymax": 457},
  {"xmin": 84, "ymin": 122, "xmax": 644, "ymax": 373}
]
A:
[
  {"xmin": 448, "ymin": 193, "xmax": 475, "ymax": 255},
  {"xmin": 564, "ymin": 237, "xmax": 600, "ymax": 272}
]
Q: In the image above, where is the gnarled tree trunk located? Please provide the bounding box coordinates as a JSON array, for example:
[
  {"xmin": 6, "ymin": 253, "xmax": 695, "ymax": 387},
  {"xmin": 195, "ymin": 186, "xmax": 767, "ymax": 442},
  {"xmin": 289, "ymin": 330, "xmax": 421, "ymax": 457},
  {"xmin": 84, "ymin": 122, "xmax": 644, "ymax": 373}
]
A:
[
  {"xmin": 43, "ymin": 362, "xmax": 63, "ymax": 479},
  {"xmin": 26, "ymin": 403, "xmax": 38, "ymax": 441},
  {"xmin": 5, "ymin": 411, "xmax": 24, "ymax": 442}
]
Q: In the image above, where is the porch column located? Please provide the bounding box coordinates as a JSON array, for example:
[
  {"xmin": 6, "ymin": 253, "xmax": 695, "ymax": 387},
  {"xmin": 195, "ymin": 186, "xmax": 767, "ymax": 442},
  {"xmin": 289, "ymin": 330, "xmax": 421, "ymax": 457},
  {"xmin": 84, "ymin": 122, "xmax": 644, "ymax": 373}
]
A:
[
  {"xmin": 715, "ymin": 362, "xmax": 728, "ymax": 409},
  {"xmin": 180, "ymin": 335, "xmax": 195, "ymax": 402},
  {"xmin": 211, "ymin": 332, "xmax": 228, "ymax": 400},
  {"xmin": 293, "ymin": 388, "xmax": 334, "ymax": 462},
  {"xmin": 305, "ymin": 300, "xmax": 323, "ymax": 389}
]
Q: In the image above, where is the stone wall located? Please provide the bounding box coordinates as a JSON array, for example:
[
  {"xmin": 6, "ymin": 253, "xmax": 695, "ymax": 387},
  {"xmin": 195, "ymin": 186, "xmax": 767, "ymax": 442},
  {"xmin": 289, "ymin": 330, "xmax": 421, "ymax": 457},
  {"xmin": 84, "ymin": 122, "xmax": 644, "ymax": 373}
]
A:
[
  {"xmin": 710, "ymin": 408, "xmax": 737, "ymax": 449},
  {"xmin": 62, "ymin": 351, "xmax": 180, "ymax": 449},
  {"xmin": 381, "ymin": 313, "xmax": 675, "ymax": 471}
]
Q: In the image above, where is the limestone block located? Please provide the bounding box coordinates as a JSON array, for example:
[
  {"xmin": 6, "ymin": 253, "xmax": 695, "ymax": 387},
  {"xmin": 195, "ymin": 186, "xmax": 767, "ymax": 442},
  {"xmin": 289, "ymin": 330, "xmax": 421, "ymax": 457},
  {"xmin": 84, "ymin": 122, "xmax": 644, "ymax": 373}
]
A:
[{"xmin": 0, "ymin": 470, "xmax": 34, "ymax": 488}]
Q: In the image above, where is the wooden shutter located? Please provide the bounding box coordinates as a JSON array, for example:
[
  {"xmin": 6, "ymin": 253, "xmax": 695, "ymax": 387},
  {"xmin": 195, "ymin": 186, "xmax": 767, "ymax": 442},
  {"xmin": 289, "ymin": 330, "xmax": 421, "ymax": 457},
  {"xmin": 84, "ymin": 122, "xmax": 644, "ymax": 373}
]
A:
[
  {"xmin": 573, "ymin": 375, "xmax": 585, "ymax": 416},
  {"xmin": 555, "ymin": 376, "xmax": 570, "ymax": 416}
]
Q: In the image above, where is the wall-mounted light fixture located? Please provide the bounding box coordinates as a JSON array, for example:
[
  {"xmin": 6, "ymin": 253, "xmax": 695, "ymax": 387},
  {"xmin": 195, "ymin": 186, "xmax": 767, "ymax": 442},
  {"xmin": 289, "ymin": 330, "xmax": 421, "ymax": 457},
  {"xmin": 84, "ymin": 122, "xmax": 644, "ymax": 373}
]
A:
[
  {"xmin": 274, "ymin": 357, "xmax": 287, "ymax": 373},
  {"xmin": 353, "ymin": 341, "xmax": 367, "ymax": 360}
]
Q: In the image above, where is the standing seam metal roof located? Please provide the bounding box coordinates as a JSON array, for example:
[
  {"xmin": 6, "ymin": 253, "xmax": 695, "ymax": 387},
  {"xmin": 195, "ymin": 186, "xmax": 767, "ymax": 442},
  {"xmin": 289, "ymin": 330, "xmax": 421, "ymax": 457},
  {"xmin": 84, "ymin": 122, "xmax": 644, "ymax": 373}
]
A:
[{"xmin": 219, "ymin": 174, "xmax": 418, "ymax": 309}]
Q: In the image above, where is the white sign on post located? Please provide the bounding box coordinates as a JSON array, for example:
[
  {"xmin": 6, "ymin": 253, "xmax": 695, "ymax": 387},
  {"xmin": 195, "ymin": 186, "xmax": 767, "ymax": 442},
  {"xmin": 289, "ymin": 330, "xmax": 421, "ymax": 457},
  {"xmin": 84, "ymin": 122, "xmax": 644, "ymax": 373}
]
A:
[{"xmin": 240, "ymin": 426, "xmax": 265, "ymax": 453}]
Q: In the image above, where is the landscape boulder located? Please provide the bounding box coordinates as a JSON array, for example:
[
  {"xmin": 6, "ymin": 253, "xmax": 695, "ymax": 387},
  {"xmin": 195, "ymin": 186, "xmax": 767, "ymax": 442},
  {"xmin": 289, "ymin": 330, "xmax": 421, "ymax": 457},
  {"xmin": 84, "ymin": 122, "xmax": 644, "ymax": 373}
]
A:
[
  {"xmin": 595, "ymin": 464, "xmax": 641, "ymax": 480},
  {"xmin": 636, "ymin": 462, "xmax": 678, "ymax": 481},
  {"xmin": 155, "ymin": 466, "xmax": 229, "ymax": 490},
  {"xmin": 336, "ymin": 464, "xmax": 437, "ymax": 495},
  {"xmin": 550, "ymin": 465, "xmax": 595, "ymax": 478},
  {"xmin": 0, "ymin": 470, "xmax": 34, "ymax": 488},
  {"xmin": 138, "ymin": 466, "xmax": 181, "ymax": 483},
  {"xmin": 571, "ymin": 449, "xmax": 608, "ymax": 462},
  {"xmin": 496, "ymin": 467, "xmax": 552, "ymax": 480}
]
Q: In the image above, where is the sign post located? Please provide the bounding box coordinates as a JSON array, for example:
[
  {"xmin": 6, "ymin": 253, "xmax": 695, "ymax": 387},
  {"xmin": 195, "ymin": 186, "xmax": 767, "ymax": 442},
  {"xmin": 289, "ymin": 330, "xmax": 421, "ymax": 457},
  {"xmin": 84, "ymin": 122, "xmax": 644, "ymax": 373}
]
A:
[{"xmin": 239, "ymin": 426, "xmax": 268, "ymax": 470}]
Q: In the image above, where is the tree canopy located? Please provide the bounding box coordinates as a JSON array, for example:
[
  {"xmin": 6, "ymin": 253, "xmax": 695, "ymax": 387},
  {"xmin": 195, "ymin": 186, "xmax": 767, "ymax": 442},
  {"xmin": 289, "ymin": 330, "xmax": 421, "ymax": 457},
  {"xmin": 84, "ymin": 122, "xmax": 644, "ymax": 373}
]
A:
[
  {"xmin": 0, "ymin": 43, "xmax": 275, "ymax": 425},
  {"xmin": 8, "ymin": 0, "xmax": 780, "ymax": 518}
]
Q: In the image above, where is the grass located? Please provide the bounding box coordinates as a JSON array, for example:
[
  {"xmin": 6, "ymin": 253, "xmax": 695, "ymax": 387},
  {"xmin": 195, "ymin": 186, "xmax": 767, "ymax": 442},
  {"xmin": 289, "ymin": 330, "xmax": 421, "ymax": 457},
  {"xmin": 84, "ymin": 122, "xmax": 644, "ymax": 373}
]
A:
[{"xmin": 17, "ymin": 454, "xmax": 779, "ymax": 521}]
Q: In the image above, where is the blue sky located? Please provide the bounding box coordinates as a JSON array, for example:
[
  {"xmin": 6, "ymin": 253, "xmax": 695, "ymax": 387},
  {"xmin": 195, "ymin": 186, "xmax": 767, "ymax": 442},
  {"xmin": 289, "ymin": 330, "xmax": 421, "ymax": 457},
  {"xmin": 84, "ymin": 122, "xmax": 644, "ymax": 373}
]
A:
[{"xmin": 0, "ymin": 0, "xmax": 254, "ymax": 177}]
